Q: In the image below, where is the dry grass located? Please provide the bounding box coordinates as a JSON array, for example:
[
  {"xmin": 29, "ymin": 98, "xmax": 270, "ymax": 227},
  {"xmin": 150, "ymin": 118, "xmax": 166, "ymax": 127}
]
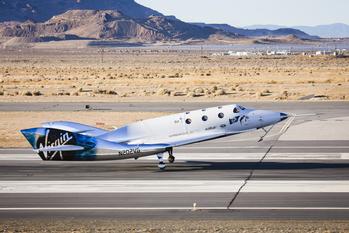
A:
[{"xmin": 0, "ymin": 48, "xmax": 348, "ymax": 102}]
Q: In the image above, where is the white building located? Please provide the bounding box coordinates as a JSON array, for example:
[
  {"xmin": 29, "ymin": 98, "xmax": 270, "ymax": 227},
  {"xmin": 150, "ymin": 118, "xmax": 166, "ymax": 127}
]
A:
[{"xmin": 227, "ymin": 51, "xmax": 253, "ymax": 56}]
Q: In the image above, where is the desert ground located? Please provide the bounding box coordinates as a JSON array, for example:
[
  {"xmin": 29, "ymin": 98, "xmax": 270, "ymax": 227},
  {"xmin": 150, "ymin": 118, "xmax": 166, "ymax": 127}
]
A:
[
  {"xmin": 0, "ymin": 47, "xmax": 348, "ymax": 102},
  {"xmin": 0, "ymin": 47, "xmax": 348, "ymax": 147},
  {"xmin": 0, "ymin": 219, "xmax": 348, "ymax": 233}
]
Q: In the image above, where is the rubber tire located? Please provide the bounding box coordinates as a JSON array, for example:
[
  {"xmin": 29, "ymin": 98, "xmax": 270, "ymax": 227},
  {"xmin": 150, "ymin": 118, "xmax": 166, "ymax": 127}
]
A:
[{"xmin": 168, "ymin": 155, "xmax": 175, "ymax": 163}]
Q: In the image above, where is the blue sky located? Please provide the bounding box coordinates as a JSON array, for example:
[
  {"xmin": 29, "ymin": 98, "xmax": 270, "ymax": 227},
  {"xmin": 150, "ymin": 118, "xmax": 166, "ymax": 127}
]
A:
[{"xmin": 136, "ymin": 0, "xmax": 349, "ymax": 27}]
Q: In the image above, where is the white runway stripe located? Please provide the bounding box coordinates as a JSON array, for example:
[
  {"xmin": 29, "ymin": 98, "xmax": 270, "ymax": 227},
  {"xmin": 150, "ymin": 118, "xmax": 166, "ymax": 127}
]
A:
[
  {"xmin": 152, "ymin": 153, "xmax": 349, "ymax": 160},
  {"xmin": 0, "ymin": 153, "xmax": 348, "ymax": 161},
  {"xmin": 266, "ymin": 153, "xmax": 349, "ymax": 160},
  {"xmin": 0, "ymin": 180, "xmax": 349, "ymax": 193},
  {"xmin": 244, "ymin": 180, "xmax": 349, "ymax": 193},
  {"xmin": 0, "ymin": 149, "xmax": 31, "ymax": 151},
  {"xmin": 0, "ymin": 180, "xmax": 244, "ymax": 193},
  {"xmin": 145, "ymin": 153, "xmax": 264, "ymax": 160},
  {"xmin": 0, "ymin": 154, "xmax": 39, "ymax": 160}
]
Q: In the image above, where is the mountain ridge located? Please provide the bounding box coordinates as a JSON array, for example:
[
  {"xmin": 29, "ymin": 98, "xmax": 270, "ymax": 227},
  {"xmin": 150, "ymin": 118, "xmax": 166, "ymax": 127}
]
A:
[
  {"xmin": 0, "ymin": 9, "xmax": 233, "ymax": 42},
  {"xmin": 193, "ymin": 23, "xmax": 318, "ymax": 40},
  {"xmin": 0, "ymin": 0, "xmax": 318, "ymax": 44},
  {"xmin": 0, "ymin": 0, "xmax": 163, "ymax": 22},
  {"xmin": 245, "ymin": 23, "xmax": 349, "ymax": 38}
]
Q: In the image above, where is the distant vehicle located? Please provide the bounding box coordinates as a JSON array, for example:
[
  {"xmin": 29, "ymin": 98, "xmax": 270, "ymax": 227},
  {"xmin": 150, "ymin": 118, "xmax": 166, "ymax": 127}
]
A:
[{"xmin": 21, "ymin": 104, "xmax": 288, "ymax": 170}]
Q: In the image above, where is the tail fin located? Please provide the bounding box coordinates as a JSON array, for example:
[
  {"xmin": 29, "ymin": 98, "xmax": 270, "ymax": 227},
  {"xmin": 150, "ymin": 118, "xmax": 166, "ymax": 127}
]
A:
[{"xmin": 20, "ymin": 128, "xmax": 91, "ymax": 161}]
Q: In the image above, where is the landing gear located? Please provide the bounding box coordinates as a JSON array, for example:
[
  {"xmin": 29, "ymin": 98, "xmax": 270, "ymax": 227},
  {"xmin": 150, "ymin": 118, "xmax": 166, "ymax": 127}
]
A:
[
  {"xmin": 258, "ymin": 126, "xmax": 274, "ymax": 142},
  {"xmin": 168, "ymin": 155, "xmax": 175, "ymax": 163},
  {"xmin": 167, "ymin": 148, "xmax": 175, "ymax": 163},
  {"xmin": 156, "ymin": 148, "xmax": 175, "ymax": 170},
  {"xmin": 157, "ymin": 153, "xmax": 166, "ymax": 170}
]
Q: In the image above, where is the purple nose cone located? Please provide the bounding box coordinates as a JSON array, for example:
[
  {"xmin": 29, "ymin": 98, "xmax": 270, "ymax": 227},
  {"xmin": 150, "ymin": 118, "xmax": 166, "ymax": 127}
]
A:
[{"xmin": 280, "ymin": 112, "xmax": 288, "ymax": 121}]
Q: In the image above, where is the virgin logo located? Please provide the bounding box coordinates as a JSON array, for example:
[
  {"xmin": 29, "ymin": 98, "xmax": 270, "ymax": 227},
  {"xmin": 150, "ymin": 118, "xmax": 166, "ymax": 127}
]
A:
[{"xmin": 39, "ymin": 129, "xmax": 73, "ymax": 160}]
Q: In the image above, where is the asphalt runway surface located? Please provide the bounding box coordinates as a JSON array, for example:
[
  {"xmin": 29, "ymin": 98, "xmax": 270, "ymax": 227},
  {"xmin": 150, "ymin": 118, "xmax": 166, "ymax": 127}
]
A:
[
  {"xmin": 0, "ymin": 101, "xmax": 348, "ymax": 114},
  {"xmin": 0, "ymin": 101, "xmax": 348, "ymax": 220}
]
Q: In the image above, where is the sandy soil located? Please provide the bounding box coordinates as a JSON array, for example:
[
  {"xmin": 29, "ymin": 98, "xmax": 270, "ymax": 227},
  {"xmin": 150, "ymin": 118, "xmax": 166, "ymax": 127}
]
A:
[
  {"xmin": 0, "ymin": 111, "xmax": 166, "ymax": 148},
  {"xmin": 0, "ymin": 219, "xmax": 348, "ymax": 233},
  {"xmin": 0, "ymin": 48, "xmax": 348, "ymax": 102}
]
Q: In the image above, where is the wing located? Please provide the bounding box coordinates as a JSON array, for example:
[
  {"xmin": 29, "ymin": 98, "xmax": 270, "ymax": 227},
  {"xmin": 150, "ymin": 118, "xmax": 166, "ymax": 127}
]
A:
[{"xmin": 128, "ymin": 130, "xmax": 239, "ymax": 148}]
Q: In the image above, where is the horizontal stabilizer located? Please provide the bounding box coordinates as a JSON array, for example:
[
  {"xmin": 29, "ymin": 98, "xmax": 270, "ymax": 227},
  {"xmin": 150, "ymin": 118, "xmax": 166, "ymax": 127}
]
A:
[
  {"xmin": 41, "ymin": 121, "xmax": 108, "ymax": 137},
  {"xmin": 34, "ymin": 145, "xmax": 85, "ymax": 153}
]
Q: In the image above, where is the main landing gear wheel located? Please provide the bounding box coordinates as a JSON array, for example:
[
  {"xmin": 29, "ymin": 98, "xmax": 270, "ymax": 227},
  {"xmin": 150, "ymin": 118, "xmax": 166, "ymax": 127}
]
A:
[
  {"xmin": 168, "ymin": 155, "xmax": 175, "ymax": 163},
  {"xmin": 157, "ymin": 153, "xmax": 166, "ymax": 170},
  {"xmin": 167, "ymin": 147, "xmax": 175, "ymax": 163}
]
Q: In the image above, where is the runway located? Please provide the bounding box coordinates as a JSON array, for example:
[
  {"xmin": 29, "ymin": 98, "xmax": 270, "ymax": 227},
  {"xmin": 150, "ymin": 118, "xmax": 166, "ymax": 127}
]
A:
[
  {"xmin": 0, "ymin": 101, "xmax": 348, "ymax": 220},
  {"xmin": 1, "ymin": 139, "xmax": 349, "ymax": 219},
  {"xmin": 0, "ymin": 101, "xmax": 348, "ymax": 115}
]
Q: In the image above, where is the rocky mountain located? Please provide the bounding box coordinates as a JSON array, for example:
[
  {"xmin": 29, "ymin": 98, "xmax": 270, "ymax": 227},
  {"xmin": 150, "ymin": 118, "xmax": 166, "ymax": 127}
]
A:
[
  {"xmin": 193, "ymin": 23, "xmax": 318, "ymax": 40},
  {"xmin": 0, "ymin": 0, "xmax": 317, "ymax": 44},
  {"xmin": 0, "ymin": 10, "xmax": 228, "ymax": 42},
  {"xmin": 0, "ymin": 0, "xmax": 163, "ymax": 22},
  {"xmin": 246, "ymin": 23, "xmax": 349, "ymax": 38}
]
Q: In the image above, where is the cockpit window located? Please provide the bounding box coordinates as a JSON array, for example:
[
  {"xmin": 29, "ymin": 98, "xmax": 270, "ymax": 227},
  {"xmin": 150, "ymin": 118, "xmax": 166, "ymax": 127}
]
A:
[
  {"xmin": 233, "ymin": 107, "xmax": 240, "ymax": 113},
  {"xmin": 238, "ymin": 105, "xmax": 246, "ymax": 110},
  {"xmin": 229, "ymin": 116, "xmax": 239, "ymax": 124}
]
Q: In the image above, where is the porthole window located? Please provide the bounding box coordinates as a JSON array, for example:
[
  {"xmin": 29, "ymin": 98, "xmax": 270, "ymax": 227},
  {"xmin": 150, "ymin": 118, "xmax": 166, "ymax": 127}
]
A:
[
  {"xmin": 218, "ymin": 112, "xmax": 224, "ymax": 118},
  {"xmin": 202, "ymin": 115, "xmax": 208, "ymax": 121},
  {"xmin": 185, "ymin": 118, "xmax": 192, "ymax": 124}
]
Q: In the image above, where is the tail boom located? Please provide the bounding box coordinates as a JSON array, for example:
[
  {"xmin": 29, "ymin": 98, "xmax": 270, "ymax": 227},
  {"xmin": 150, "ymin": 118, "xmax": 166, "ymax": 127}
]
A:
[{"xmin": 20, "ymin": 127, "xmax": 169, "ymax": 161}]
